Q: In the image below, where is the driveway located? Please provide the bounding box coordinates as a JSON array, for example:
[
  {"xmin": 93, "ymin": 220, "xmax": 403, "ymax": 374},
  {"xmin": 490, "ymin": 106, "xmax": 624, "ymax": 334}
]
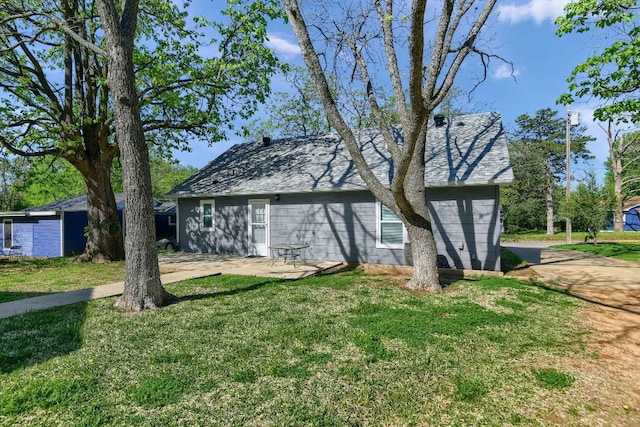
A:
[
  {"xmin": 503, "ymin": 241, "xmax": 640, "ymax": 291},
  {"xmin": 503, "ymin": 241, "xmax": 640, "ymax": 314},
  {"xmin": 502, "ymin": 240, "xmax": 558, "ymax": 265}
]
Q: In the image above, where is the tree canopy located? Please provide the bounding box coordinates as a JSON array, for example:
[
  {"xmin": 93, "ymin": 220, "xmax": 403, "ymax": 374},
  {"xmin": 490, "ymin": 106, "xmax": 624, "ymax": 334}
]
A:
[
  {"xmin": 0, "ymin": 0, "xmax": 284, "ymax": 262},
  {"xmin": 561, "ymin": 170, "xmax": 610, "ymax": 242},
  {"xmin": 283, "ymin": 0, "xmax": 504, "ymax": 291},
  {"xmin": 503, "ymin": 108, "xmax": 594, "ymax": 234},
  {"xmin": 603, "ymin": 125, "xmax": 640, "ymax": 231},
  {"xmin": 556, "ymin": 0, "xmax": 639, "ymax": 123}
]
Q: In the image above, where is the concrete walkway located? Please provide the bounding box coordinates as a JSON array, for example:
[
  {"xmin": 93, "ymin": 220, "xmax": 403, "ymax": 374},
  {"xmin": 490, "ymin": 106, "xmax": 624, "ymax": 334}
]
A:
[{"xmin": 0, "ymin": 254, "xmax": 341, "ymax": 320}]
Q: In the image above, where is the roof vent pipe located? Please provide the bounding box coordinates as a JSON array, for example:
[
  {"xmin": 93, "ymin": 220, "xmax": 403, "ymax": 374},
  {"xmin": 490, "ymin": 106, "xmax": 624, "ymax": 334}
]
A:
[
  {"xmin": 434, "ymin": 114, "xmax": 446, "ymax": 127},
  {"xmin": 262, "ymin": 136, "xmax": 271, "ymax": 147}
]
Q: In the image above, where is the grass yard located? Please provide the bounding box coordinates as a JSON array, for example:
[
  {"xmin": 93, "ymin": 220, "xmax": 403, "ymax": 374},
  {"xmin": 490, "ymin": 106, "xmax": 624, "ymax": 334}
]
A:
[
  {"xmin": 1, "ymin": 269, "xmax": 637, "ymax": 426},
  {"xmin": 502, "ymin": 230, "xmax": 640, "ymax": 243},
  {"xmin": 0, "ymin": 257, "xmax": 125, "ymax": 303},
  {"xmin": 551, "ymin": 242, "xmax": 640, "ymax": 263}
]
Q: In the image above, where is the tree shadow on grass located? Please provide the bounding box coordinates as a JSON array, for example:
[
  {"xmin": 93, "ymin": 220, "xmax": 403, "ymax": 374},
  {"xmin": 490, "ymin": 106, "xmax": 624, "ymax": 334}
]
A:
[
  {"xmin": 175, "ymin": 279, "xmax": 288, "ymax": 303},
  {"xmin": 531, "ymin": 281, "xmax": 640, "ymax": 316},
  {"xmin": 0, "ymin": 302, "xmax": 87, "ymax": 374},
  {"xmin": 0, "ymin": 291, "xmax": 56, "ymax": 304},
  {"xmin": 173, "ymin": 265, "xmax": 363, "ymax": 304}
]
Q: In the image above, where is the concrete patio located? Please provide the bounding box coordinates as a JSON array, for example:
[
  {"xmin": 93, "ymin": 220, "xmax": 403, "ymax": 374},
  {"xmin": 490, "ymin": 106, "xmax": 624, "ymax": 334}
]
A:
[{"xmin": 157, "ymin": 252, "xmax": 341, "ymax": 280}]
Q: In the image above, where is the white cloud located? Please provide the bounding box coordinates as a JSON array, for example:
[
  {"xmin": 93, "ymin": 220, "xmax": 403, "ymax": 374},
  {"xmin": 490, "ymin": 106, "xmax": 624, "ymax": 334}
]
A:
[
  {"xmin": 493, "ymin": 63, "xmax": 521, "ymax": 80},
  {"xmin": 497, "ymin": 0, "xmax": 570, "ymax": 25},
  {"xmin": 265, "ymin": 34, "xmax": 301, "ymax": 60}
]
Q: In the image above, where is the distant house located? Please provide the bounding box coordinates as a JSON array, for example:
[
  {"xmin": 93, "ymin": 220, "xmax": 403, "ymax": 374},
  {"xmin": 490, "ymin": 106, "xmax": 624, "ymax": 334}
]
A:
[
  {"xmin": 0, "ymin": 194, "xmax": 176, "ymax": 257},
  {"xmin": 609, "ymin": 196, "xmax": 640, "ymax": 231},
  {"xmin": 168, "ymin": 112, "xmax": 513, "ymax": 271}
]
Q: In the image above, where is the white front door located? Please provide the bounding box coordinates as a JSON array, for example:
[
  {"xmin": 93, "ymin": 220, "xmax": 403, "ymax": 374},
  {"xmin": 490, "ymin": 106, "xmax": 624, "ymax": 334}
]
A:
[{"xmin": 248, "ymin": 199, "xmax": 269, "ymax": 256}]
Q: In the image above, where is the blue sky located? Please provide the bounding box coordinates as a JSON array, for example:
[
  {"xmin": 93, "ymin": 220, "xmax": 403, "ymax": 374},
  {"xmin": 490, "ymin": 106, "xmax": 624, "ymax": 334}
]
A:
[{"xmin": 176, "ymin": 0, "xmax": 613, "ymax": 183}]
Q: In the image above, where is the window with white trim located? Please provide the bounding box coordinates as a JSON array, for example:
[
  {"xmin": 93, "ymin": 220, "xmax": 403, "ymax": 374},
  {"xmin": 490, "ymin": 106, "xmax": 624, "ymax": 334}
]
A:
[
  {"xmin": 377, "ymin": 203, "xmax": 405, "ymax": 249},
  {"xmin": 200, "ymin": 200, "xmax": 215, "ymax": 231}
]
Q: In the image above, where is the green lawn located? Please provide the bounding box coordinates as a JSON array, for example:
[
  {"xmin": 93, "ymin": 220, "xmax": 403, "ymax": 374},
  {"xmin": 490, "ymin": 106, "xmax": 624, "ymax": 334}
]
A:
[
  {"xmin": 0, "ymin": 269, "xmax": 618, "ymax": 426},
  {"xmin": 551, "ymin": 242, "xmax": 640, "ymax": 263},
  {"xmin": 0, "ymin": 257, "xmax": 125, "ymax": 303},
  {"xmin": 501, "ymin": 230, "xmax": 640, "ymax": 242}
]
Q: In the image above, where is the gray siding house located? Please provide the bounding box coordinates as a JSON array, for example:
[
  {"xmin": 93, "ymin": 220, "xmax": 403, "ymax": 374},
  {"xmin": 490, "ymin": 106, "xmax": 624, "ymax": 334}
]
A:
[{"xmin": 168, "ymin": 112, "xmax": 513, "ymax": 271}]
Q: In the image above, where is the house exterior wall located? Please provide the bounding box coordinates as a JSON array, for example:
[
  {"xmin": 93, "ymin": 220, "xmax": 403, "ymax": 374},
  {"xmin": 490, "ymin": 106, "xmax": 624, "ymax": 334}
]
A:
[
  {"xmin": 2, "ymin": 216, "xmax": 62, "ymax": 257},
  {"xmin": 31, "ymin": 217, "xmax": 62, "ymax": 257},
  {"xmin": 177, "ymin": 197, "xmax": 249, "ymax": 255},
  {"xmin": 271, "ymin": 192, "xmax": 403, "ymax": 265},
  {"xmin": 62, "ymin": 211, "xmax": 89, "ymax": 256},
  {"xmin": 176, "ymin": 185, "xmax": 502, "ymax": 271},
  {"xmin": 428, "ymin": 185, "xmax": 501, "ymax": 271},
  {"xmin": 11, "ymin": 220, "xmax": 34, "ymax": 255},
  {"xmin": 624, "ymin": 205, "xmax": 640, "ymax": 231},
  {"xmin": 154, "ymin": 214, "xmax": 176, "ymax": 239},
  {"xmin": 62, "ymin": 210, "xmax": 126, "ymax": 257}
]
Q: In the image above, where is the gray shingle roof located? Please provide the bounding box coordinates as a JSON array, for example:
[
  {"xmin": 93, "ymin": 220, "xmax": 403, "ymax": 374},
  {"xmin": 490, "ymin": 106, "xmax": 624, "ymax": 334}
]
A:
[
  {"xmin": 26, "ymin": 193, "xmax": 175, "ymax": 213},
  {"xmin": 169, "ymin": 112, "xmax": 513, "ymax": 198},
  {"xmin": 26, "ymin": 193, "xmax": 127, "ymax": 212}
]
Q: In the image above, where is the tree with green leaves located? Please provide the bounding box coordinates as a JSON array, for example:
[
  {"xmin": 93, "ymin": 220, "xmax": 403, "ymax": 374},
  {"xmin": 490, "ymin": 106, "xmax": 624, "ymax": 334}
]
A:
[
  {"xmin": 509, "ymin": 108, "xmax": 594, "ymax": 235},
  {"xmin": 111, "ymin": 148, "xmax": 199, "ymax": 201},
  {"xmin": 561, "ymin": 170, "xmax": 610, "ymax": 244},
  {"xmin": 283, "ymin": 0, "xmax": 507, "ymax": 291},
  {"xmin": 246, "ymin": 65, "xmax": 405, "ymax": 141},
  {"xmin": 0, "ymin": 0, "xmax": 284, "ymax": 263},
  {"xmin": 1, "ymin": 147, "xmax": 195, "ymax": 212},
  {"xmin": 0, "ymin": 151, "xmax": 29, "ymax": 211},
  {"xmin": 500, "ymin": 139, "xmax": 548, "ymax": 233},
  {"xmin": 556, "ymin": 0, "xmax": 639, "ymax": 123},
  {"xmin": 94, "ymin": 0, "xmax": 176, "ymax": 310},
  {"xmin": 19, "ymin": 158, "xmax": 85, "ymax": 209},
  {"xmin": 603, "ymin": 125, "xmax": 640, "ymax": 231},
  {"xmin": 245, "ymin": 66, "xmax": 332, "ymax": 140},
  {"xmin": 247, "ymin": 64, "xmax": 489, "ymax": 143}
]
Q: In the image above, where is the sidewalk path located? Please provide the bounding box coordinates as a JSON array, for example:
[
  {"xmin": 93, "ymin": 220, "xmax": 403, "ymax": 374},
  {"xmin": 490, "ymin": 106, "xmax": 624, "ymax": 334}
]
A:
[
  {"xmin": 0, "ymin": 269, "xmax": 219, "ymax": 320},
  {"xmin": 0, "ymin": 254, "xmax": 341, "ymax": 320}
]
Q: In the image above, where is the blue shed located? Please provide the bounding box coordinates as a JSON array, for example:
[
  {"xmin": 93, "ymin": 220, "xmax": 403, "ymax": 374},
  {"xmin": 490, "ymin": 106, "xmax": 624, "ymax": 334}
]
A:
[
  {"xmin": 606, "ymin": 196, "xmax": 640, "ymax": 232},
  {"xmin": 1, "ymin": 194, "xmax": 175, "ymax": 258},
  {"xmin": 623, "ymin": 198, "xmax": 640, "ymax": 231}
]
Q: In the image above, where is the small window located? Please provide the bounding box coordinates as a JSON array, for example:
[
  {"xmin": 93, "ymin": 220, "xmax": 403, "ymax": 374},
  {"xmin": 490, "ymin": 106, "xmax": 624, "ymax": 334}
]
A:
[
  {"xmin": 377, "ymin": 203, "xmax": 404, "ymax": 249},
  {"xmin": 200, "ymin": 200, "xmax": 215, "ymax": 231}
]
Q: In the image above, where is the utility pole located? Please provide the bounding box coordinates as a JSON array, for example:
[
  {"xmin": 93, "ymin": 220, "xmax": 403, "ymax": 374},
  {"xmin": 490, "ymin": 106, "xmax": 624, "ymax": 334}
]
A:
[{"xmin": 566, "ymin": 107, "xmax": 579, "ymax": 244}]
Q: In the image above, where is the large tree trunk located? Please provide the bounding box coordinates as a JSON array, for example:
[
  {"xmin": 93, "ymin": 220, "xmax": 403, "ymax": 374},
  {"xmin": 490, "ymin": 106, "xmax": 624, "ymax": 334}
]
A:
[
  {"xmin": 402, "ymin": 124, "xmax": 441, "ymax": 292},
  {"xmin": 609, "ymin": 127, "xmax": 624, "ymax": 232},
  {"xmin": 405, "ymin": 222, "xmax": 441, "ymax": 291},
  {"xmin": 67, "ymin": 132, "xmax": 124, "ymax": 262},
  {"xmin": 545, "ymin": 186, "xmax": 554, "ymax": 235},
  {"xmin": 96, "ymin": 0, "xmax": 174, "ymax": 310},
  {"xmin": 76, "ymin": 159, "xmax": 125, "ymax": 262},
  {"xmin": 545, "ymin": 160, "xmax": 555, "ymax": 235},
  {"xmin": 613, "ymin": 171, "xmax": 624, "ymax": 232}
]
